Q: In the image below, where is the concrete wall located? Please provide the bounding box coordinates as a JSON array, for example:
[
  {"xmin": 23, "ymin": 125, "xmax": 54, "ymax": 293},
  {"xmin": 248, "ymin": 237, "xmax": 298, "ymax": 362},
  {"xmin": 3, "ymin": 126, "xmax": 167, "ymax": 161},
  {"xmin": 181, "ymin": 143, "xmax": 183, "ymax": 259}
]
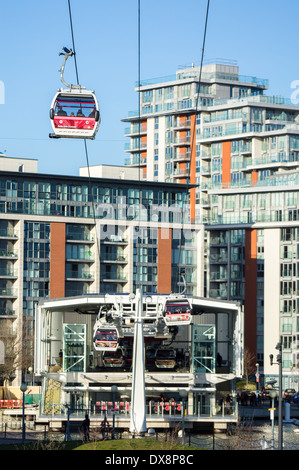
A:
[
  {"xmin": 79, "ymin": 164, "xmax": 140, "ymax": 180},
  {"xmin": 263, "ymin": 228, "xmax": 281, "ymax": 377},
  {"xmin": 0, "ymin": 156, "xmax": 38, "ymax": 173}
]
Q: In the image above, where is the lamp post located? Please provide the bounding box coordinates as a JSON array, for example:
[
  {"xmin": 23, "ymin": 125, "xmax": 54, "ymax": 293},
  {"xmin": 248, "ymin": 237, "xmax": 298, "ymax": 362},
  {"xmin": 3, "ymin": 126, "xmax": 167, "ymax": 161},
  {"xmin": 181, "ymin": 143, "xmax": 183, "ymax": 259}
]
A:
[
  {"xmin": 270, "ymin": 339, "xmax": 283, "ymax": 450},
  {"xmin": 269, "ymin": 390, "xmax": 277, "ymax": 449},
  {"xmin": 255, "ymin": 363, "xmax": 260, "ymax": 395},
  {"xmin": 179, "ymin": 389, "xmax": 188, "ymax": 445},
  {"xmin": 28, "ymin": 366, "xmax": 34, "ymax": 386},
  {"xmin": 111, "ymin": 385, "xmax": 118, "ymax": 439},
  {"xmin": 20, "ymin": 383, "xmax": 27, "ymax": 442}
]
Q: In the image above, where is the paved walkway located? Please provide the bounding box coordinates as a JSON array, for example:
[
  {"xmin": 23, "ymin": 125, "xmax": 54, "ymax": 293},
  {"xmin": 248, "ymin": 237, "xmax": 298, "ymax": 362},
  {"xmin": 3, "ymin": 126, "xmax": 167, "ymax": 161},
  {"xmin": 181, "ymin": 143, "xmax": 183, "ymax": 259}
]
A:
[{"xmin": 239, "ymin": 402, "xmax": 299, "ymax": 420}]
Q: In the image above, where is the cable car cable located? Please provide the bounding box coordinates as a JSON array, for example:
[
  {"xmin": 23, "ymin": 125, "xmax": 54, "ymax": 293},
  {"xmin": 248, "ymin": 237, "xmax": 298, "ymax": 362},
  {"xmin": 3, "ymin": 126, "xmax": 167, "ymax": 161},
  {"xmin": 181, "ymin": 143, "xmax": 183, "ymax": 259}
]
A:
[
  {"xmin": 176, "ymin": 0, "xmax": 210, "ymax": 292},
  {"xmin": 67, "ymin": 0, "xmax": 80, "ymax": 86},
  {"xmin": 66, "ymin": 0, "xmax": 101, "ymax": 266}
]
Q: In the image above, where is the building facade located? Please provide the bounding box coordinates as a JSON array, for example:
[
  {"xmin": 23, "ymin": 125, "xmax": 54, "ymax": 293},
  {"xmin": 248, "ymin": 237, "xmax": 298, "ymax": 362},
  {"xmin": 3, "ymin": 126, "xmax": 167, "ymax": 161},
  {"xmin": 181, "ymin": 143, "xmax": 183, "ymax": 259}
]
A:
[
  {"xmin": 123, "ymin": 61, "xmax": 299, "ymax": 389},
  {"xmin": 0, "ymin": 157, "xmax": 204, "ymax": 386}
]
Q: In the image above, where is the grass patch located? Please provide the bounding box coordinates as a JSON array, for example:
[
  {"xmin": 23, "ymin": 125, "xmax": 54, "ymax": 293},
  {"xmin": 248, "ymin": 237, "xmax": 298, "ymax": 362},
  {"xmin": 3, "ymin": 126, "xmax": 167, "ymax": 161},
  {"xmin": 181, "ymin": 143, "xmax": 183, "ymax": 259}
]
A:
[{"xmin": 0, "ymin": 438, "xmax": 200, "ymax": 451}]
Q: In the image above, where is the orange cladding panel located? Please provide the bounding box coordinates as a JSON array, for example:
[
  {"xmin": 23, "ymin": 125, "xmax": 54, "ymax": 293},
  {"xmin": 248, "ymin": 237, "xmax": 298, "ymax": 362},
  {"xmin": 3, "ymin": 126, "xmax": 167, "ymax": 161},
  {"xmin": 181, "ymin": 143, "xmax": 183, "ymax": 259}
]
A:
[
  {"xmin": 49, "ymin": 223, "xmax": 66, "ymax": 299},
  {"xmin": 252, "ymin": 171, "xmax": 258, "ymax": 186},
  {"xmin": 244, "ymin": 229, "xmax": 257, "ymax": 360},
  {"xmin": 157, "ymin": 227, "xmax": 172, "ymax": 293},
  {"xmin": 222, "ymin": 141, "xmax": 231, "ymax": 188}
]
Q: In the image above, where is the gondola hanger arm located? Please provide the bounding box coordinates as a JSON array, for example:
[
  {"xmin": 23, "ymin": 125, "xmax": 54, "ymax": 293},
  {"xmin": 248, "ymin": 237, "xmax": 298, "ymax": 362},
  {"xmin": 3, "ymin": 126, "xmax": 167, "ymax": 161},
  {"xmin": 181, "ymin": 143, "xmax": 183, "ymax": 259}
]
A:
[{"xmin": 58, "ymin": 47, "xmax": 85, "ymax": 91}]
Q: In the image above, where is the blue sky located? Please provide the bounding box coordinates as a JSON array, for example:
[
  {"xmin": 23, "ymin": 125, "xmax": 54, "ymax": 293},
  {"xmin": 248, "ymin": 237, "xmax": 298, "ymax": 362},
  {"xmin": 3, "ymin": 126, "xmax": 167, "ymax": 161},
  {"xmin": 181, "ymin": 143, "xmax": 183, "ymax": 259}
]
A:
[{"xmin": 0, "ymin": 0, "xmax": 298, "ymax": 176}]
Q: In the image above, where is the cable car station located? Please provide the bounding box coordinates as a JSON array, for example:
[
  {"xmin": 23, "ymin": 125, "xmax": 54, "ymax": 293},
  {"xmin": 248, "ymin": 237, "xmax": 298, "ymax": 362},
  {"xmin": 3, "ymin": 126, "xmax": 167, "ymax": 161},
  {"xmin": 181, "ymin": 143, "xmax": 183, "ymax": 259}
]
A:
[{"xmin": 34, "ymin": 292, "xmax": 243, "ymax": 433}]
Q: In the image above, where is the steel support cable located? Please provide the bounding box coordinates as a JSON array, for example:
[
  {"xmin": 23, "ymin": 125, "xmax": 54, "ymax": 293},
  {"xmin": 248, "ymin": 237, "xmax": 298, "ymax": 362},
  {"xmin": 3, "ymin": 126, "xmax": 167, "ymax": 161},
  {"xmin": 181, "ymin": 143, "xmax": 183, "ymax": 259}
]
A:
[
  {"xmin": 67, "ymin": 0, "xmax": 101, "ymax": 265},
  {"xmin": 137, "ymin": 0, "xmax": 143, "ymax": 293},
  {"xmin": 176, "ymin": 0, "xmax": 210, "ymax": 291}
]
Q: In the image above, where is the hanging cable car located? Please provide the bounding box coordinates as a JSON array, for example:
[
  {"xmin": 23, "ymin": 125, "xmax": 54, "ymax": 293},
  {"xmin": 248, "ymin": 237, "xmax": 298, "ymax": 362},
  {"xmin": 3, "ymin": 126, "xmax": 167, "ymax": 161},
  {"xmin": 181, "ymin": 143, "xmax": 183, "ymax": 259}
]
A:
[
  {"xmin": 49, "ymin": 48, "xmax": 100, "ymax": 139},
  {"xmin": 103, "ymin": 348, "xmax": 125, "ymax": 368},
  {"xmin": 155, "ymin": 348, "xmax": 176, "ymax": 369},
  {"xmin": 93, "ymin": 325, "xmax": 119, "ymax": 352},
  {"xmin": 163, "ymin": 296, "xmax": 192, "ymax": 326},
  {"xmin": 93, "ymin": 305, "xmax": 121, "ymax": 352}
]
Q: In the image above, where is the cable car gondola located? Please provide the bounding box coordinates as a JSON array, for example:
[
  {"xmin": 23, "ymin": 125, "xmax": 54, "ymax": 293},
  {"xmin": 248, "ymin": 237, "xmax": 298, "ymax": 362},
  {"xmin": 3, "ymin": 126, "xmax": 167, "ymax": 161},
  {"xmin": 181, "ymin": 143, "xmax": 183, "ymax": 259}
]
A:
[
  {"xmin": 163, "ymin": 296, "xmax": 192, "ymax": 326},
  {"xmin": 103, "ymin": 348, "xmax": 125, "ymax": 368},
  {"xmin": 50, "ymin": 89, "xmax": 100, "ymax": 139},
  {"xmin": 49, "ymin": 47, "xmax": 100, "ymax": 140},
  {"xmin": 155, "ymin": 348, "xmax": 176, "ymax": 369},
  {"xmin": 93, "ymin": 325, "xmax": 119, "ymax": 352}
]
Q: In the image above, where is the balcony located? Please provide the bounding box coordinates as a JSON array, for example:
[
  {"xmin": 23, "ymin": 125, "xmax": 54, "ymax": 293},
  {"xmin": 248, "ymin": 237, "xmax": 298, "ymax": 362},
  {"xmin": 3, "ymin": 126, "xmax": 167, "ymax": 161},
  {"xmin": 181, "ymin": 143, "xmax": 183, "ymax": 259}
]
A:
[
  {"xmin": 173, "ymin": 168, "xmax": 189, "ymax": 178},
  {"xmin": 210, "ymin": 253, "xmax": 228, "ymax": 263},
  {"xmin": 0, "ymin": 228, "xmax": 18, "ymax": 240},
  {"xmin": 0, "ymin": 249, "xmax": 18, "ymax": 259},
  {"xmin": 210, "ymin": 271, "xmax": 227, "ymax": 281},
  {"xmin": 65, "ymin": 270, "xmax": 94, "ymax": 281},
  {"xmin": 173, "ymin": 150, "xmax": 191, "ymax": 162},
  {"xmin": 0, "ymin": 288, "xmax": 17, "ymax": 298},
  {"xmin": 124, "ymin": 124, "xmax": 147, "ymax": 136},
  {"xmin": 124, "ymin": 141, "xmax": 147, "ymax": 153},
  {"xmin": 66, "ymin": 234, "xmax": 94, "ymax": 243},
  {"xmin": 173, "ymin": 118, "xmax": 191, "ymax": 130},
  {"xmin": 0, "ymin": 308, "xmax": 16, "ymax": 316},
  {"xmin": 101, "ymin": 272, "xmax": 127, "ymax": 283},
  {"xmin": 65, "ymin": 288, "xmax": 92, "ymax": 297},
  {"xmin": 100, "ymin": 254, "xmax": 127, "ymax": 264},
  {"xmin": 101, "ymin": 236, "xmax": 128, "ymax": 245},
  {"xmin": 0, "ymin": 268, "xmax": 17, "ymax": 279},
  {"xmin": 210, "ymin": 236, "xmax": 228, "ymax": 245},
  {"xmin": 210, "ymin": 287, "xmax": 228, "ymax": 299},
  {"xmin": 201, "ymin": 163, "xmax": 211, "ymax": 174},
  {"xmin": 173, "ymin": 135, "xmax": 191, "ymax": 146}
]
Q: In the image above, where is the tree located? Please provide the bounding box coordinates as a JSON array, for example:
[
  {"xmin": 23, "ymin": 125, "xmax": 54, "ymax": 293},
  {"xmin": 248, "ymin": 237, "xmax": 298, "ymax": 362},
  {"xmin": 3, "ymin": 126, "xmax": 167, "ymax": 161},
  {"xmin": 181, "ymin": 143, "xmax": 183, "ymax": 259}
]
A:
[
  {"xmin": 0, "ymin": 317, "xmax": 34, "ymax": 388},
  {"xmin": 243, "ymin": 347, "xmax": 256, "ymax": 388}
]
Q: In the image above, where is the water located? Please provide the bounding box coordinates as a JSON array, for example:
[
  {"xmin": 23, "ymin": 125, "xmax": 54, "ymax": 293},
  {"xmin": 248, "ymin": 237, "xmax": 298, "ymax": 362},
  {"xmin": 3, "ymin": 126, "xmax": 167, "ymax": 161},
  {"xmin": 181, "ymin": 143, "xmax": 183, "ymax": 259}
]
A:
[{"xmin": 191, "ymin": 421, "xmax": 299, "ymax": 450}]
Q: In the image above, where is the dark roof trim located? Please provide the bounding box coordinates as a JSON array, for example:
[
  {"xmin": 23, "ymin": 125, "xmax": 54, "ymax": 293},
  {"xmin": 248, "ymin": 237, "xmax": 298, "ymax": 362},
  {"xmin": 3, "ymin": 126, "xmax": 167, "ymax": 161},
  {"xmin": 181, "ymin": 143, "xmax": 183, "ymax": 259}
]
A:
[{"xmin": 0, "ymin": 170, "xmax": 197, "ymax": 191}]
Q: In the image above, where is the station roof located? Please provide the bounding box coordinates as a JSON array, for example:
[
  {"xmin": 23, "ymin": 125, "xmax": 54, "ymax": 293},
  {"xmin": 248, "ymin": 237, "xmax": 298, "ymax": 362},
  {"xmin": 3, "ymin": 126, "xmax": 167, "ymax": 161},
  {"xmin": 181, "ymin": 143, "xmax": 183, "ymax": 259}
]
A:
[{"xmin": 39, "ymin": 293, "xmax": 241, "ymax": 316}]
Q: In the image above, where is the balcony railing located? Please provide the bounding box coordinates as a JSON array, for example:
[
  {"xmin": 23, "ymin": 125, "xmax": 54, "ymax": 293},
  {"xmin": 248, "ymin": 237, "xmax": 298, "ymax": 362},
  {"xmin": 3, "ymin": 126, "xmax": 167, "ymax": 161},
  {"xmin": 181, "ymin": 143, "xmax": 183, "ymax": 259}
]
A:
[
  {"xmin": 0, "ymin": 308, "xmax": 15, "ymax": 316},
  {"xmin": 66, "ymin": 234, "xmax": 93, "ymax": 242},
  {"xmin": 0, "ymin": 250, "xmax": 18, "ymax": 258},
  {"xmin": 101, "ymin": 272, "xmax": 127, "ymax": 282},
  {"xmin": 0, "ymin": 268, "xmax": 16, "ymax": 277},
  {"xmin": 0, "ymin": 288, "xmax": 17, "ymax": 297},
  {"xmin": 0, "ymin": 229, "xmax": 18, "ymax": 238},
  {"xmin": 100, "ymin": 254, "xmax": 127, "ymax": 263},
  {"xmin": 65, "ymin": 271, "xmax": 94, "ymax": 280}
]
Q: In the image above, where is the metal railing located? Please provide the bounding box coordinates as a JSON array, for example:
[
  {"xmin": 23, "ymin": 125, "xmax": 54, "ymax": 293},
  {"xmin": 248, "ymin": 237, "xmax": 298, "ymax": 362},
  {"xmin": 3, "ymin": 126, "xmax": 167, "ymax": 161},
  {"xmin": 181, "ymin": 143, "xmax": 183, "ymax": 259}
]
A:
[{"xmin": 38, "ymin": 399, "xmax": 238, "ymax": 421}]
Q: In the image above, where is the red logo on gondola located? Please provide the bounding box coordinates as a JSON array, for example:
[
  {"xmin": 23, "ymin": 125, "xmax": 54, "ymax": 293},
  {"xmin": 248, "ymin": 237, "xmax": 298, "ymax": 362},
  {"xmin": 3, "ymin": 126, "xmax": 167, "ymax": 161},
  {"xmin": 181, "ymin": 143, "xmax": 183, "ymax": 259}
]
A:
[{"xmin": 54, "ymin": 116, "xmax": 95, "ymax": 130}]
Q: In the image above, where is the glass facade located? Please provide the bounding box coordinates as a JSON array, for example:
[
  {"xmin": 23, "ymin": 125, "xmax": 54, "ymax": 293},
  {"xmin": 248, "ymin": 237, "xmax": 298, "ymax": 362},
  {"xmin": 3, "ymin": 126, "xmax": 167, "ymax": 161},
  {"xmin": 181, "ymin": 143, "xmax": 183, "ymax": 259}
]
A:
[
  {"xmin": 63, "ymin": 323, "xmax": 86, "ymax": 372},
  {"xmin": 23, "ymin": 222, "xmax": 50, "ymax": 316},
  {"xmin": 192, "ymin": 325, "xmax": 216, "ymax": 373}
]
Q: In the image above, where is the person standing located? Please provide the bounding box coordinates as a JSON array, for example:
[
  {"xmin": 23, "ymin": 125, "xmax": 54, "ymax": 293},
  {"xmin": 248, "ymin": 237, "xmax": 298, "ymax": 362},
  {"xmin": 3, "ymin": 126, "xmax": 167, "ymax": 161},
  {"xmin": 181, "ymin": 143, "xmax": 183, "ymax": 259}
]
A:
[{"xmin": 81, "ymin": 413, "xmax": 90, "ymax": 442}]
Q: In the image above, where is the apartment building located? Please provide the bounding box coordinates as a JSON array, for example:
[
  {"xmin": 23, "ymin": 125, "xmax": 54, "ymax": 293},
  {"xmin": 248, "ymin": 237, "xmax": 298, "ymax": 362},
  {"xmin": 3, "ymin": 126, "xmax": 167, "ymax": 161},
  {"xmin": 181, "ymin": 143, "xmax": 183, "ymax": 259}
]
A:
[
  {"xmin": 0, "ymin": 156, "xmax": 203, "ymax": 386},
  {"xmin": 123, "ymin": 61, "xmax": 299, "ymax": 388},
  {"xmin": 0, "ymin": 156, "xmax": 243, "ymax": 431}
]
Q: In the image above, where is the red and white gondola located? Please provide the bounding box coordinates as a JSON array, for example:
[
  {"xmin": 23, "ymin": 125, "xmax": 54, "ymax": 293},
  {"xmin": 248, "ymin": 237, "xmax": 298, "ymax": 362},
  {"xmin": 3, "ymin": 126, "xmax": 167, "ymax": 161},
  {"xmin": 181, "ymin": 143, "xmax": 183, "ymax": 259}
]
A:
[
  {"xmin": 163, "ymin": 297, "xmax": 192, "ymax": 326},
  {"xmin": 93, "ymin": 325, "xmax": 119, "ymax": 352},
  {"xmin": 155, "ymin": 348, "xmax": 176, "ymax": 369},
  {"xmin": 49, "ymin": 47, "xmax": 100, "ymax": 140}
]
